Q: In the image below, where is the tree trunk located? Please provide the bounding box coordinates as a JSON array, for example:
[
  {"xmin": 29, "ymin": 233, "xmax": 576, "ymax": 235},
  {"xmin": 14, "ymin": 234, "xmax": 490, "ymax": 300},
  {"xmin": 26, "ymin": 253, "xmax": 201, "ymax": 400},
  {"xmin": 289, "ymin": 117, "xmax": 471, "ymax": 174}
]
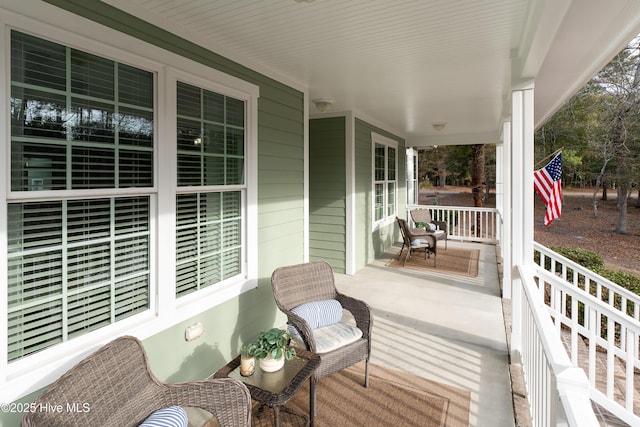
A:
[
  {"xmin": 592, "ymin": 160, "xmax": 610, "ymax": 218},
  {"xmin": 616, "ymin": 182, "xmax": 629, "ymax": 234},
  {"xmin": 471, "ymin": 144, "xmax": 485, "ymax": 208},
  {"xmin": 471, "ymin": 144, "xmax": 485, "ymax": 236}
]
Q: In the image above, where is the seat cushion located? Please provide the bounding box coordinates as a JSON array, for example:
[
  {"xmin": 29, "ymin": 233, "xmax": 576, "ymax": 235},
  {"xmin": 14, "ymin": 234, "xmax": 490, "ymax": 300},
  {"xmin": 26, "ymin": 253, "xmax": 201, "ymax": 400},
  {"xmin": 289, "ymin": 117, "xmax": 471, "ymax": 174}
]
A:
[
  {"xmin": 311, "ymin": 322, "xmax": 363, "ymax": 353},
  {"xmin": 289, "ymin": 300, "xmax": 362, "ymax": 352},
  {"xmin": 291, "ymin": 321, "xmax": 363, "ymax": 353},
  {"xmin": 184, "ymin": 407, "xmax": 220, "ymax": 427},
  {"xmin": 139, "ymin": 406, "xmax": 188, "ymax": 427},
  {"xmin": 411, "ymin": 239, "xmax": 431, "ymax": 247},
  {"xmin": 291, "ymin": 299, "xmax": 343, "ymax": 329}
]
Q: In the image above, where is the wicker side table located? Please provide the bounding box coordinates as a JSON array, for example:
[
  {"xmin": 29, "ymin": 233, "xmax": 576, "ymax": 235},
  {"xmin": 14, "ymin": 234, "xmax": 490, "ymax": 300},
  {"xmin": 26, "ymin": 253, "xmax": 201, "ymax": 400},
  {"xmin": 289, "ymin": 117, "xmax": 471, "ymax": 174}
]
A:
[{"xmin": 214, "ymin": 348, "xmax": 319, "ymax": 427}]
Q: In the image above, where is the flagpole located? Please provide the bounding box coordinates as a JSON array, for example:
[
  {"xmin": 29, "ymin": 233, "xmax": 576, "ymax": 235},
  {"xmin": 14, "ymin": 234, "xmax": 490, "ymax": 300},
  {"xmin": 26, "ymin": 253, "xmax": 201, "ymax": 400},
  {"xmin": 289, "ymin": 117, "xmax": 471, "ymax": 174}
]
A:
[{"xmin": 534, "ymin": 147, "xmax": 563, "ymax": 169}]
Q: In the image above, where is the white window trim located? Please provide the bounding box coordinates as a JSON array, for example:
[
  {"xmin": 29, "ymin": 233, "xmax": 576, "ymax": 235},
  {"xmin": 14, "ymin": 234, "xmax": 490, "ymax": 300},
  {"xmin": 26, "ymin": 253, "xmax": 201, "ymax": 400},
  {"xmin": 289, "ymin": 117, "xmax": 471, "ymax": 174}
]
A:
[
  {"xmin": 371, "ymin": 132, "xmax": 398, "ymax": 230},
  {"xmin": 0, "ymin": 4, "xmax": 259, "ymax": 403}
]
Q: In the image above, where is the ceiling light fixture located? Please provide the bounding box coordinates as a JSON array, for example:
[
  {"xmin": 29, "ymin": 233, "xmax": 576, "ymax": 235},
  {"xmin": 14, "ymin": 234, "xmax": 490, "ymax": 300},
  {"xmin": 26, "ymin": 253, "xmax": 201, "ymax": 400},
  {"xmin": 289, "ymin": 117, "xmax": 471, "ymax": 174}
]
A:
[
  {"xmin": 312, "ymin": 97, "xmax": 334, "ymax": 112},
  {"xmin": 432, "ymin": 122, "xmax": 447, "ymax": 131}
]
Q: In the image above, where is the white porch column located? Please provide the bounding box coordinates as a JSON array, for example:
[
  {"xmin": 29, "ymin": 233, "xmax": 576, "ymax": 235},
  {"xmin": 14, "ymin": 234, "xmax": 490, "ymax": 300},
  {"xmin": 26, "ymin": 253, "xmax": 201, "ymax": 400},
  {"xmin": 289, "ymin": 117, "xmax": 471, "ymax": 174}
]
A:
[
  {"xmin": 510, "ymin": 83, "xmax": 535, "ymax": 361},
  {"xmin": 498, "ymin": 121, "xmax": 512, "ymax": 299}
]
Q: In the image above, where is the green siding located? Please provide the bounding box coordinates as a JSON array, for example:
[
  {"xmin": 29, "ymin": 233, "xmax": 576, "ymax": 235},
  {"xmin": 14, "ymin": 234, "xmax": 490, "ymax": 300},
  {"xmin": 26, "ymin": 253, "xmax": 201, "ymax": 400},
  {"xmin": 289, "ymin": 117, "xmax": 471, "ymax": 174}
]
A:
[
  {"xmin": 309, "ymin": 117, "xmax": 347, "ymax": 273},
  {"xmin": 14, "ymin": 0, "xmax": 305, "ymax": 390},
  {"xmin": 354, "ymin": 118, "xmax": 406, "ymax": 271}
]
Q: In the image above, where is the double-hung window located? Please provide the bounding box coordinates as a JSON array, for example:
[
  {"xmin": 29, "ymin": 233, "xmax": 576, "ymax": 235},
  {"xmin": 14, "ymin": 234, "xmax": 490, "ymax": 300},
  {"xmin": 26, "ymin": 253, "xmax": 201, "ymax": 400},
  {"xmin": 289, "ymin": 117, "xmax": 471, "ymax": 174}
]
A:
[
  {"xmin": 175, "ymin": 81, "xmax": 246, "ymax": 297},
  {"xmin": 2, "ymin": 9, "xmax": 258, "ymax": 403},
  {"xmin": 373, "ymin": 133, "xmax": 398, "ymax": 226},
  {"xmin": 8, "ymin": 30, "xmax": 154, "ymax": 361}
]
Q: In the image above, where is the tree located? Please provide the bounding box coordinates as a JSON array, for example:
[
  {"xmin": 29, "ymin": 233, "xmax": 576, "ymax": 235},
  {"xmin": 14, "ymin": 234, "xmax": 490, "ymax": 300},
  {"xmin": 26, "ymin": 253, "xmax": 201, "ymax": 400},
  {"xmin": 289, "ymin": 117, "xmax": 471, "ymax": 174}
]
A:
[
  {"xmin": 471, "ymin": 144, "xmax": 485, "ymax": 207},
  {"xmin": 535, "ymin": 36, "xmax": 640, "ymax": 230},
  {"xmin": 589, "ymin": 39, "xmax": 640, "ymax": 233}
]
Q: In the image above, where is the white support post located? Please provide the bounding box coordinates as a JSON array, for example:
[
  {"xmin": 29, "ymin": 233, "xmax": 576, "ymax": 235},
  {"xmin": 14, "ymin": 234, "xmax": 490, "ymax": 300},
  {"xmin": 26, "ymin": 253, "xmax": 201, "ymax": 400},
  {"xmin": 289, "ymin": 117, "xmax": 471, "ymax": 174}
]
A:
[
  {"xmin": 510, "ymin": 83, "xmax": 535, "ymax": 362},
  {"xmin": 499, "ymin": 121, "xmax": 512, "ymax": 299}
]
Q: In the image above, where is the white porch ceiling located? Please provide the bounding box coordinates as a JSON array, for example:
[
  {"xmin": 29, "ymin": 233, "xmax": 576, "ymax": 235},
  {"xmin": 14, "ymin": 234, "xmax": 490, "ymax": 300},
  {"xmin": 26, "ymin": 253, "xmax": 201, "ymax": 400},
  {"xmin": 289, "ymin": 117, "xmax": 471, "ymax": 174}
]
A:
[{"xmin": 103, "ymin": 0, "xmax": 640, "ymax": 147}]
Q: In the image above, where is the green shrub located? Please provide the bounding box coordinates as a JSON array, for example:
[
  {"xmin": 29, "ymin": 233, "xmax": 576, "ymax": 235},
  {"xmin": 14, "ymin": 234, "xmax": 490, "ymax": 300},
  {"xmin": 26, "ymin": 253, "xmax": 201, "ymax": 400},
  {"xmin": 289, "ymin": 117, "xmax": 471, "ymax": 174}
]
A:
[
  {"xmin": 599, "ymin": 269, "xmax": 640, "ymax": 294},
  {"xmin": 548, "ymin": 246, "xmax": 640, "ymax": 295},
  {"xmin": 550, "ymin": 246, "xmax": 604, "ymax": 271}
]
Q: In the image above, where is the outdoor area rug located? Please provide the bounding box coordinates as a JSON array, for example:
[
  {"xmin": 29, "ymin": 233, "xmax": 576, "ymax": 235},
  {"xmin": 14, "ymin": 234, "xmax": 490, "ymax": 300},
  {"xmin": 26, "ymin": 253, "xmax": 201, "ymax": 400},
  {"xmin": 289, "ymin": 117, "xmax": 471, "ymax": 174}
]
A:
[
  {"xmin": 385, "ymin": 247, "xmax": 480, "ymax": 277},
  {"xmin": 255, "ymin": 362, "xmax": 471, "ymax": 427}
]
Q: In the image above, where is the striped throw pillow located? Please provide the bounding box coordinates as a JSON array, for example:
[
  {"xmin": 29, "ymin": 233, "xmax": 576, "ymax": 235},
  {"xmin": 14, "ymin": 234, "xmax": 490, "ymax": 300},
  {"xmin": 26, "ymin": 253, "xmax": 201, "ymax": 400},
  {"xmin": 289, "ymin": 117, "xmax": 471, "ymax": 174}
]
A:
[
  {"xmin": 139, "ymin": 406, "xmax": 188, "ymax": 427},
  {"xmin": 291, "ymin": 299, "xmax": 343, "ymax": 329}
]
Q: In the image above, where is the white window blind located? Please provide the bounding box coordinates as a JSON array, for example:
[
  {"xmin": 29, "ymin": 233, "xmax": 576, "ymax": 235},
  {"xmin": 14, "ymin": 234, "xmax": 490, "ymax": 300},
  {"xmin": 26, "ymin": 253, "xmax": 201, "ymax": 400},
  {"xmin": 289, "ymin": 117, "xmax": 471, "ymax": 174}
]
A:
[
  {"xmin": 7, "ymin": 197, "xmax": 150, "ymax": 361},
  {"xmin": 10, "ymin": 31, "xmax": 154, "ymax": 191}
]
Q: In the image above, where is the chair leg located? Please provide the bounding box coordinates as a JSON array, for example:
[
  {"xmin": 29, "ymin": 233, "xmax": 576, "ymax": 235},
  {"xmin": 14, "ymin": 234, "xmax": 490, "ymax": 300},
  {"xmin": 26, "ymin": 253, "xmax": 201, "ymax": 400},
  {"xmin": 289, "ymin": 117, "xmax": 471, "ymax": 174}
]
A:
[
  {"xmin": 311, "ymin": 376, "xmax": 317, "ymax": 417},
  {"xmin": 364, "ymin": 359, "xmax": 370, "ymax": 388},
  {"xmin": 397, "ymin": 242, "xmax": 406, "ymax": 260}
]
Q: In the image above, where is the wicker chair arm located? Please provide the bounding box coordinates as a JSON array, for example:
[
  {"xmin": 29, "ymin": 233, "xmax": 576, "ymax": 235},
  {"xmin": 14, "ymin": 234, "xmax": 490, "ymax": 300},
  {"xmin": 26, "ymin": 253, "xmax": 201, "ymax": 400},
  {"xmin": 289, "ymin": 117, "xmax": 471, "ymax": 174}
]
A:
[
  {"xmin": 335, "ymin": 293, "xmax": 372, "ymax": 340},
  {"xmin": 422, "ymin": 233, "xmax": 437, "ymax": 248},
  {"xmin": 432, "ymin": 220, "xmax": 448, "ymax": 232},
  {"xmin": 159, "ymin": 378, "xmax": 251, "ymax": 427},
  {"xmin": 286, "ymin": 311, "xmax": 318, "ymax": 352}
]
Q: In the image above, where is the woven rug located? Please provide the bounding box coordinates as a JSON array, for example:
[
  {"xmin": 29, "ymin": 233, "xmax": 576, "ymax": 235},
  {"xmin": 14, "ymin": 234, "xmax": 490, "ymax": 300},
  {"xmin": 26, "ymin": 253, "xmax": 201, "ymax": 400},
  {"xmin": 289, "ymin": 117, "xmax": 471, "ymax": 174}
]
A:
[
  {"xmin": 385, "ymin": 247, "xmax": 480, "ymax": 277},
  {"xmin": 251, "ymin": 362, "xmax": 471, "ymax": 427}
]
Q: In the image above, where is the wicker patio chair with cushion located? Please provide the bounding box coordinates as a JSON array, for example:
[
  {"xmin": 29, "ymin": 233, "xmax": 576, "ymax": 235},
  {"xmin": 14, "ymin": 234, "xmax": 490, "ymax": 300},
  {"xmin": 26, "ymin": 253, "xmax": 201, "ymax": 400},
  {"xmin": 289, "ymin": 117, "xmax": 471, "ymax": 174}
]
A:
[
  {"xmin": 396, "ymin": 217, "xmax": 437, "ymax": 267},
  {"xmin": 22, "ymin": 335, "xmax": 252, "ymax": 427},
  {"xmin": 409, "ymin": 208, "xmax": 448, "ymax": 249},
  {"xmin": 271, "ymin": 261, "xmax": 372, "ymax": 413}
]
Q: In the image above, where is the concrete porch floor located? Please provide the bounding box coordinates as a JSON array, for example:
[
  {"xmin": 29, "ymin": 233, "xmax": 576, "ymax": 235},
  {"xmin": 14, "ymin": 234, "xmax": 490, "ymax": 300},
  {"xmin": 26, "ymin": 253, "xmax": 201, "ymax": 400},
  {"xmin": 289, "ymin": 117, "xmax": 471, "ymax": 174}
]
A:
[{"xmin": 334, "ymin": 241, "xmax": 517, "ymax": 426}]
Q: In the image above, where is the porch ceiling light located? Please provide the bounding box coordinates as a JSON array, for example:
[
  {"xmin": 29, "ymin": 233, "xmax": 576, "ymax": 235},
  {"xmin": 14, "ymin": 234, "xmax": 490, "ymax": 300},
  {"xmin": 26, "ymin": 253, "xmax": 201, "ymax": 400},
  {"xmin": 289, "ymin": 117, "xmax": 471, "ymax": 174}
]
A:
[
  {"xmin": 312, "ymin": 97, "xmax": 334, "ymax": 112},
  {"xmin": 432, "ymin": 122, "xmax": 447, "ymax": 131}
]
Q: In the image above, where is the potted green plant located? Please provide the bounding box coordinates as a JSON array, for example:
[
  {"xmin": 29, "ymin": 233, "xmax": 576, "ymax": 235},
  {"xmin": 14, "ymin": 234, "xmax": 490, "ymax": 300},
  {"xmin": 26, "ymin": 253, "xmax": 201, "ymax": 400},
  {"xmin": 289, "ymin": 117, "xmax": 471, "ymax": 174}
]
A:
[{"xmin": 251, "ymin": 327, "xmax": 296, "ymax": 372}]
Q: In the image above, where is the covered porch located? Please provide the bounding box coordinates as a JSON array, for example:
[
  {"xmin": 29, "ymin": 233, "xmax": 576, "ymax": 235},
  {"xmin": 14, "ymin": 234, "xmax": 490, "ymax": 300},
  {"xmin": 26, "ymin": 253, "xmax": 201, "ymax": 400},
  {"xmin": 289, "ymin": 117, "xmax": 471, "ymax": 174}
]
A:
[
  {"xmin": 3, "ymin": 1, "xmax": 640, "ymax": 426},
  {"xmin": 335, "ymin": 239, "xmax": 514, "ymax": 426}
]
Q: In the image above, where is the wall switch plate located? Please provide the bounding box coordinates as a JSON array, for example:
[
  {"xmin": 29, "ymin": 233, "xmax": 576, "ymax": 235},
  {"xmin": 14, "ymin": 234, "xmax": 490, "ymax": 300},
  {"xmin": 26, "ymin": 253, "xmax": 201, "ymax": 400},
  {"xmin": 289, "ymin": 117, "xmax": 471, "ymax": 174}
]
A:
[{"xmin": 185, "ymin": 322, "xmax": 204, "ymax": 341}]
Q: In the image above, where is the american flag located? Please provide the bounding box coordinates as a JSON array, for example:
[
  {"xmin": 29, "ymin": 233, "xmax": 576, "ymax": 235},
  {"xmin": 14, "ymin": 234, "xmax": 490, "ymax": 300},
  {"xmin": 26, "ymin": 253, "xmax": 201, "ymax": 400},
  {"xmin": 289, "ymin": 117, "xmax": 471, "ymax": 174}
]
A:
[{"xmin": 534, "ymin": 152, "xmax": 563, "ymax": 226}]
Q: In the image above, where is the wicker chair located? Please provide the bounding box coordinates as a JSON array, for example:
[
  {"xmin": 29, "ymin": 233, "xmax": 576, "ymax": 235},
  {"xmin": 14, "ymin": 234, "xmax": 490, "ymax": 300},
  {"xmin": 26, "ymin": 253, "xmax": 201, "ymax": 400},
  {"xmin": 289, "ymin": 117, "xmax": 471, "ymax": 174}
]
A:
[
  {"xmin": 22, "ymin": 336, "xmax": 252, "ymax": 427},
  {"xmin": 271, "ymin": 261, "xmax": 372, "ymax": 413},
  {"xmin": 396, "ymin": 217, "xmax": 437, "ymax": 267},
  {"xmin": 409, "ymin": 208, "xmax": 448, "ymax": 249}
]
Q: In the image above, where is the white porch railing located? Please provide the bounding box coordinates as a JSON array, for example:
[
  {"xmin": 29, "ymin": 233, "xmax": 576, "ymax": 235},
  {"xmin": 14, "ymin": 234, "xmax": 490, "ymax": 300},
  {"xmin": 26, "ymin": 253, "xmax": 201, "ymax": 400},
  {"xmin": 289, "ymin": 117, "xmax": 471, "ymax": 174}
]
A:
[
  {"xmin": 406, "ymin": 205, "xmax": 640, "ymax": 424},
  {"xmin": 518, "ymin": 264, "xmax": 599, "ymax": 426},
  {"xmin": 406, "ymin": 204, "xmax": 498, "ymax": 244},
  {"xmin": 532, "ymin": 243, "xmax": 640, "ymax": 425}
]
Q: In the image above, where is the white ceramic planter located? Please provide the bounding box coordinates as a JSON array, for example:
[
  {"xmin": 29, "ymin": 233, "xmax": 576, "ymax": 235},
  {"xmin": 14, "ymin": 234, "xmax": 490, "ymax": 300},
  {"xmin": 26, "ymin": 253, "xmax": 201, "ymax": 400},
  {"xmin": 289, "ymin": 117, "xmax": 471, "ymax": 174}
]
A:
[{"xmin": 259, "ymin": 353, "xmax": 285, "ymax": 372}]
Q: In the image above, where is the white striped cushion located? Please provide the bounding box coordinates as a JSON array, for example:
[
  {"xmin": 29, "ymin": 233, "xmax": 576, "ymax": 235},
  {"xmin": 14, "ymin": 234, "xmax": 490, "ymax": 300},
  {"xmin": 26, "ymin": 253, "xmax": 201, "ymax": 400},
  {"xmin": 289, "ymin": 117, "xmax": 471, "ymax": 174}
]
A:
[
  {"xmin": 303, "ymin": 322, "xmax": 363, "ymax": 353},
  {"xmin": 139, "ymin": 406, "xmax": 188, "ymax": 427},
  {"xmin": 291, "ymin": 299, "xmax": 343, "ymax": 330}
]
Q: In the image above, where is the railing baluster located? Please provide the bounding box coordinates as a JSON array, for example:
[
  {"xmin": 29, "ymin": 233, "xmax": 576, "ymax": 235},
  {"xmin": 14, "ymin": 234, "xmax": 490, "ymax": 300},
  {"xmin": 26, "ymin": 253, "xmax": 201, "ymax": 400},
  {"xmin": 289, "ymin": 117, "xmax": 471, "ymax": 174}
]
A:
[
  {"xmin": 626, "ymin": 329, "xmax": 635, "ymax": 411},
  {"xmin": 589, "ymin": 306, "xmax": 597, "ymax": 387},
  {"xmin": 571, "ymin": 296, "xmax": 578, "ymax": 366},
  {"xmin": 606, "ymin": 315, "xmax": 615, "ymax": 399}
]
